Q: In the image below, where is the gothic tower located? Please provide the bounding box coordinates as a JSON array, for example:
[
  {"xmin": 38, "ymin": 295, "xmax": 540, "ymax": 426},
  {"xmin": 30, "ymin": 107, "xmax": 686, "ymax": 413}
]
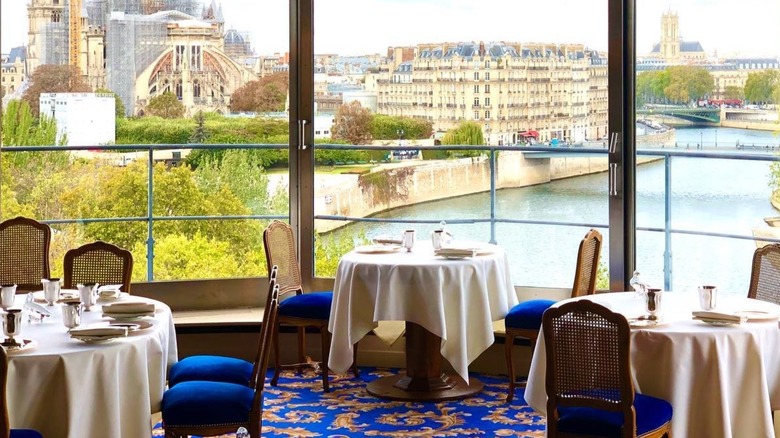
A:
[
  {"xmin": 27, "ymin": 0, "xmax": 66, "ymax": 76},
  {"xmin": 660, "ymin": 11, "xmax": 679, "ymax": 63}
]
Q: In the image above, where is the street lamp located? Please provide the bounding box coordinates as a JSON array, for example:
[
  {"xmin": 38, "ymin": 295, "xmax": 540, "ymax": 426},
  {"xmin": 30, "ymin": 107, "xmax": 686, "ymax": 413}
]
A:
[
  {"xmin": 397, "ymin": 129, "xmax": 405, "ymax": 145},
  {"xmin": 700, "ymin": 131, "xmax": 703, "ymax": 149}
]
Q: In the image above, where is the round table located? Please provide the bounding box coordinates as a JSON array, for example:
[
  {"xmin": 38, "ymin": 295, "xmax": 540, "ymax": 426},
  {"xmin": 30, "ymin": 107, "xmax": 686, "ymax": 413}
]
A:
[
  {"xmin": 4, "ymin": 293, "xmax": 178, "ymax": 438},
  {"xmin": 328, "ymin": 241, "xmax": 517, "ymax": 401},
  {"xmin": 524, "ymin": 292, "xmax": 780, "ymax": 438}
]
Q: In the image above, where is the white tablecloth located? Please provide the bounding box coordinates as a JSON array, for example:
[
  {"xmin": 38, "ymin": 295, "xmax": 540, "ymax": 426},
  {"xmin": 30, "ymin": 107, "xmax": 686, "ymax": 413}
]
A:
[
  {"xmin": 5, "ymin": 294, "xmax": 178, "ymax": 438},
  {"xmin": 328, "ymin": 242, "xmax": 517, "ymax": 383},
  {"xmin": 524, "ymin": 292, "xmax": 780, "ymax": 438}
]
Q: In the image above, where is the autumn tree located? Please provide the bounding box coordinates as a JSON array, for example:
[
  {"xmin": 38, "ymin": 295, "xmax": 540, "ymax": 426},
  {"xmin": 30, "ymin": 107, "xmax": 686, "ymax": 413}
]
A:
[
  {"xmin": 332, "ymin": 101, "xmax": 373, "ymax": 145},
  {"xmin": 229, "ymin": 72, "xmax": 289, "ymax": 113},
  {"xmin": 145, "ymin": 92, "xmax": 185, "ymax": 119},
  {"xmin": 22, "ymin": 64, "xmax": 91, "ymax": 117}
]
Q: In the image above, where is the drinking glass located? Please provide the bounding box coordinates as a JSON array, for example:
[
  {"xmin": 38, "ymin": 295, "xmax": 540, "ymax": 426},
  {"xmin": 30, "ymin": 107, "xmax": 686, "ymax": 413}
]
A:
[
  {"xmin": 77, "ymin": 283, "xmax": 99, "ymax": 311},
  {"xmin": 644, "ymin": 288, "xmax": 663, "ymax": 321},
  {"xmin": 62, "ymin": 302, "xmax": 83, "ymax": 329},
  {"xmin": 1, "ymin": 309, "xmax": 23, "ymax": 346},
  {"xmin": 402, "ymin": 230, "xmax": 415, "ymax": 252},
  {"xmin": 41, "ymin": 278, "xmax": 61, "ymax": 306},
  {"xmin": 698, "ymin": 285, "xmax": 717, "ymax": 311},
  {"xmin": 0, "ymin": 284, "xmax": 17, "ymax": 310}
]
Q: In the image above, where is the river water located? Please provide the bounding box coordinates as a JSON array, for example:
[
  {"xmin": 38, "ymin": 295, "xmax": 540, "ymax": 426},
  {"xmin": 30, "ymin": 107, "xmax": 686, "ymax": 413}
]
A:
[{"xmin": 330, "ymin": 127, "xmax": 780, "ymax": 296}]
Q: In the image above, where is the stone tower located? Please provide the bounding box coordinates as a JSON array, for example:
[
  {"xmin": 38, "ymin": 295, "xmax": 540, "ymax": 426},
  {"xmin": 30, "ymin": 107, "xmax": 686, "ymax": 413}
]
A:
[
  {"xmin": 660, "ymin": 11, "xmax": 679, "ymax": 63},
  {"xmin": 27, "ymin": 0, "xmax": 66, "ymax": 76}
]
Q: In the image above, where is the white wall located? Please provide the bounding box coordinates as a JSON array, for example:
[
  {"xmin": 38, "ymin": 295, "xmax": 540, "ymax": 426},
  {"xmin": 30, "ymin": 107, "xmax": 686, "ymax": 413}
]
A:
[{"xmin": 39, "ymin": 93, "xmax": 115, "ymax": 146}]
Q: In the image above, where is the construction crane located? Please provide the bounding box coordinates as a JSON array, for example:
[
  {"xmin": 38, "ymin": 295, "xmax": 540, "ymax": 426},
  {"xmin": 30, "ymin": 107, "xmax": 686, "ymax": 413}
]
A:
[{"xmin": 69, "ymin": 0, "xmax": 82, "ymax": 68}]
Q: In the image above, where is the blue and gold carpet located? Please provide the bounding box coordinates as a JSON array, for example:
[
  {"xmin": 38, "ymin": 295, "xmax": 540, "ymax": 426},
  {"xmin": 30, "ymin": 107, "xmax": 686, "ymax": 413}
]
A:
[{"xmin": 152, "ymin": 368, "xmax": 546, "ymax": 437}]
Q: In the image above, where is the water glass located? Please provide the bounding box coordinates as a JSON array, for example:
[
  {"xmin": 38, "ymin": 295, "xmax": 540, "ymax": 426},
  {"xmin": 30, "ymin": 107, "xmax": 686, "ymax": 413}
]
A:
[
  {"xmin": 41, "ymin": 278, "xmax": 61, "ymax": 306},
  {"xmin": 432, "ymin": 230, "xmax": 444, "ymax": 249},
  {"xmin": 402, "ymin": 229, "xmax": 415, "ymax": 252},
  {"xmin": 0, "ymin": 284, "xmax": 17, "ymax": 310},
  {"xmin": 62, "ymin": 301, "xmax": 83, "ymax": 329},
  {"xmin": 77, "ymin": 283, "xmax": 99, "ymax": 311},
  {"xmin": 1, "ymin": 309, "xmax": 23, "ymax": 345},
  {"xmin": 698, "ymin": 285, "xmax": 717, "ymax": 311},
  {"xmin": 644, "ymin": 288, "xmax": 663, "ymax": 320}
]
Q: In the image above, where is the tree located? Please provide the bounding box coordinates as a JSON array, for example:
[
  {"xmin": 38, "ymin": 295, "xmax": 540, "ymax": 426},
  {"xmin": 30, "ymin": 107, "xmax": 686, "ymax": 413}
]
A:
[
  {"xmin": 331, "ymin": 101, "xmax": 373, "ymax": 145},
  {"xmin": 1, "ymin": 100, "xmax": 59, "ymax": 146},
  {"xmin": 724, "ymin": 85, "xmax": 745, "ymax": 101},
  {"xmin": 228, "ymin": 72, "xmax": 289, "ymax": 113},
  {"xmin": 95, "ymin": 88, "xmax": 126, "ymax": 118},
  {"xmin": 145, "ymin": 92, "xmax": 185, "ymax": 119},
  {"xmin": 371, "ymin": 114, "xmax": 433, "ymax": 140},
  {"xmin": 744, "ymin": 70, "xmax": 780, "ymax": 104},
  {"xmin": 440, "ymin": 121, "xmax": 484, "ymax": 158},
  {"xmin": 190, "ymin": 111, "xmax": 209, "ymax": 143},
  {"xmin": 662, "ymin": 66, "xmax": 713, "ymax": 104},
  {"xmin": 21, "ymin": 64, "xmax": 91, "ymax": 117}
]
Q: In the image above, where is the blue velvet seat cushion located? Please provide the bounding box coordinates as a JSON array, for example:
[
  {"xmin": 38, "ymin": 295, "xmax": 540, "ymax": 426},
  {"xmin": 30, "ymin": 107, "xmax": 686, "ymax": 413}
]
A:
[
  {"xmin": 10, "ymin": 430, "xmax": 43, "ymax": 438},
  {"xmin": 279, "ymin": 291, "xmax": 333, "ymax": 320},
  {"xmin": 557, "ymin": 393, "xmax": 673, "ymax": 437},
  {"xmin": 168, "ymin": 355, "xmax": 253, "ymax": 387},
  {"xmin": 162, "ymin": 380, "xmax": 255, "ymax": 427},
  {"xmin": 505, "ymin": 299, "xmax": 556, "ymax": 330}
]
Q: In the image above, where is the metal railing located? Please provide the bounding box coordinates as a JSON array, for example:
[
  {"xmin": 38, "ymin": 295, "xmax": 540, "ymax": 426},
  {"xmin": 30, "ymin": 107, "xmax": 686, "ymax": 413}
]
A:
[{"xmin": 3, "ymin": 142, "xmax": 779, "ymax": 289}]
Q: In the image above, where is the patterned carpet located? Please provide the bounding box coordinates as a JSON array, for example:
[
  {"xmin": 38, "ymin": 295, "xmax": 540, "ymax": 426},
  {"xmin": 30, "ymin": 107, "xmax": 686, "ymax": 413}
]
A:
[{"xmin": 152, "ymin": 367, "xmax": 546, "ymax": 437}]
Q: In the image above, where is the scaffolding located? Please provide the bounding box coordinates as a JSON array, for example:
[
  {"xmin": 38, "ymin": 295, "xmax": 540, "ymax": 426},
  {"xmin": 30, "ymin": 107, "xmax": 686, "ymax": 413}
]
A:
[{"xmin": 40, "ymin": 22, "xmax": 68, "ymax": 66}]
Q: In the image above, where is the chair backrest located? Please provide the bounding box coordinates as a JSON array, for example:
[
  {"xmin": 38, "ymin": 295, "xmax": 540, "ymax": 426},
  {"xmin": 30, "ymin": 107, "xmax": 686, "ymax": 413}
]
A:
[
  {"xmin": 0, "ymin": 217, "xmax": 51, "ymax": 291},
  {"xmin": 748, "ymin": 244, "xmax": 780, "ymax": 304},
  {"xmin": 263, "ymin": 221, "xmax": 303, "ymax": 296},
  {"xmin": 570, "ymin": 229, "xmax": 603, "ymax": 298},
  {"xmin": 250, "ymin": 265, "xmax": 277, "ymax": 387},
  {"xmin": 248, "ymin": 283, "xmax": 279, "ymax": 433},
  {"xmin": 543, "ymin": 300, "xmax": 636, "ymax": 438},
  {"xmin": 63, "ymin": 241, "xmax": 133, "ymax": 292},
  {"xmin": 1, "ymin": 344, "xmax": 8, "ymax": 438}
]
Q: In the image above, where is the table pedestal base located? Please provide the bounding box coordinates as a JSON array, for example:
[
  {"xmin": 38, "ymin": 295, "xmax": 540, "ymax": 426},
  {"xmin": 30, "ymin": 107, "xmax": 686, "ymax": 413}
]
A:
[
  {"xmin": 366, "ymin": 321, "xmax": 484, "ymax": 401},
  {"xmin": 367, "ymin": 373, "xmax": 483, "ymax": 401}
]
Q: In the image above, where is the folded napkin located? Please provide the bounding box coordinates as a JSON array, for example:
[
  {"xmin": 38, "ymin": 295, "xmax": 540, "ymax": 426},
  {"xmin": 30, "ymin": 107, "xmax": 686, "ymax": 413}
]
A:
[
  {"xmin": 97, "ymin": 284, "xmax": 123, "ymax": 297},
  {"xmin": 434, "ymin": 247, "xmax": 477, "ymax": 257},
  {"xmin": 372, "ymin": 237, "xmax": 403, "ymax": 245},
  {"xmin": 102, "ymin": 301, "xmax": 155, "ymax": 314},
  {"xmin": 691, "ymin": 310, "xmax": 744, "ymax": 323},
  {"xmin": 69, "ymin": 326, "xmax": 127, "ymax": 337}
]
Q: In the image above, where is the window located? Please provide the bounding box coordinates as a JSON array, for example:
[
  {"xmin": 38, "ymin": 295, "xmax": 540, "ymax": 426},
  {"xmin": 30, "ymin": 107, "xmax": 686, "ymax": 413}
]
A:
[
  {"xmin": 485, "ymin": 84, "xmax": 490, "ymax": 93},
  {"xmin": 473, "ymin": 111, "xmax": 479, "ymax": 120},
  {"xmin": 485, "ymin": 110, "xmax": 490, "ymax": 119},
  {"xmin": 473, "ymin": 97, "xmax": 479, "ymax": 107},
  {"xmin": 474, "ymin": 72, "xmax": 479, "ymax": 80},
  {"xmin": 485, "ymin": 97, "xmax": 490, "ymax": 106},
  {"xmin": 485, "ymin": 72, "xmax": 490, "ymax": 81},
  {"xmin": 474, "ymin": 85, "xmax": 479, "ymax": 93}
]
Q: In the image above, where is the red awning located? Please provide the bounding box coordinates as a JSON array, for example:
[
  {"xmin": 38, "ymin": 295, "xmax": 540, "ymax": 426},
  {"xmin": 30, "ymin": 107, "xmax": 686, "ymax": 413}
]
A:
[{"xmin": 519, "ymin": 130, "xmax": 539, "ymax": 138}]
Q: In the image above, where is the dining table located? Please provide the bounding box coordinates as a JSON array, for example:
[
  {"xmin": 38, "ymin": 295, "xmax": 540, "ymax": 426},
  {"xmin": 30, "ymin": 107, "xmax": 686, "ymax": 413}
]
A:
[
  {"xmin": 328, "ymin": 240, "xmax": 517, "ymax": 401},
  {"xmin": 524, "ymin": 291, "xmax": 780, "ymax": 438},
  {"xmin": 4, "ymin": 293, "xmax": 178, "ymax": 438}
]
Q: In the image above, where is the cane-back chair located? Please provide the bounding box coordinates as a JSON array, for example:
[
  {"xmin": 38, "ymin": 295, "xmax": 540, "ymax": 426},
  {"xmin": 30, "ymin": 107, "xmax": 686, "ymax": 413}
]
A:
[
  {"xmin": 543, "ymin": 300, "xmax": 672, "ymax": 437},
  {"xmin": 63, "ymin": 241, "xmax": 133, "ymax": 293},
  {"xmin": 2, "ymin": 343, "xmax": 44, "ymax": 438},
  {"xmin": 161, "ymin": 285, "xmax": 279, "ymax": 438},
  {"xmin": 0, "ymin": 217, "xmax": 51, "ymax": 292},
  {"xmin": 168, "ymin": 266, "xmax": 279, "ymax": 387},
  {"xmin": 504, "ymin": 228, "xmax": 603, "ymax": 402},
  {"xmin": 748, "ymin": 243, "xmax": 780, "ymax": 305},
  {"xmin": 263, "ymin": 220, "xmax": 358, "ymax": 393}
]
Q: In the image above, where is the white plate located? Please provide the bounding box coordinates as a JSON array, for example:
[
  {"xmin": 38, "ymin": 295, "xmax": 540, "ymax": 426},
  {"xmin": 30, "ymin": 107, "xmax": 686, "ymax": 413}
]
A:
[
  {"xmin": 354, "ymin": 244, "xmax": 404, "ymax": 254},
  {"xmin": 628, "ymin": 318, "xmax": 668, "ymax": 328},
  {"xmin": 108, "ymin": 320, "xmax": 154, "ymax": 331},
  {"xmin": 32, "ymin": 289, "xmax": 79, "ymax": 303},
  {"xmin": 693, "ymin": 317, "xmax": 744, "ymax": 326},
  {"xmin": 734, "ymin": 310, "xmax": 780, "ymax": 321},
  {"xmin": 70, "ymin": 335, "xmax": 122, "ymax": 344},
  {"xmin": 102, "ymin": 311, "xmax": 156, "ymax": 321}
]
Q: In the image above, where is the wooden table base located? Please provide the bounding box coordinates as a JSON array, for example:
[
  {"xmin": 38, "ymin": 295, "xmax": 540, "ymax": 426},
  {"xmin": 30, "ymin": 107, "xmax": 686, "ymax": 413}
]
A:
[{"xmin": 365, "ymin": 321, "xmax": 484, "ymax": 401}]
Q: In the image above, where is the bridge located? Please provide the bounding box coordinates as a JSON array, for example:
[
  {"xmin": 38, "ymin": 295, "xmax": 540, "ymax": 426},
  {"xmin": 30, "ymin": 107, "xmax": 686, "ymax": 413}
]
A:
[
  {"xmin": 637, "ymin": 107, "xmax": 720, "ymax": 123},
  {"xmin": 520, "ymin": 142, "xmax": 780, "ymax": 159}
]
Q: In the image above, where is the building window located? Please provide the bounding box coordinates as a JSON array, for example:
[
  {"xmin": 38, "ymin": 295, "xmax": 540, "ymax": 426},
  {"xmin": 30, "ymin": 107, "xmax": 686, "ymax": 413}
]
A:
[
  {"xmin": 485, "ymin": 84, "xmax": 490, "ymax": 93},
  {"xmin": 175, "ymin": 81, "xmax": 183, "ymax": 99},
  {"xmin": 485, "ymin": 72, "xmax": 490, "ymax": 81},
  {"xmin": 175, "ymin": 45, "xmax": 185, "ymax": 70},
  {"xmin": 474, "ymin": 72, "xmax": 479, "ymax": 80},
  {"xmin": 485, "ymin": 97, "xmax": 490, "ymax": 106},
  {"xmin": 473, "ymin": 97, "xmax": 479, "ymax": 107},
  {"xmin": 193, "ymin": 80, "xmax": 201, "ymax": 98},
  {"xmin": 473, "ymin": 111, "xmax": 479, "ymax": 120},
  {"xmin": 474, "ymin": 85, "xmax": 479, "ymax": 93},
  {"xmin": 485, "ymin": 110, "xmax": 490, "ymax": 119},
  {"xmin": 485, "ymin": 60, "xmax": 490, "ymax": 69}
]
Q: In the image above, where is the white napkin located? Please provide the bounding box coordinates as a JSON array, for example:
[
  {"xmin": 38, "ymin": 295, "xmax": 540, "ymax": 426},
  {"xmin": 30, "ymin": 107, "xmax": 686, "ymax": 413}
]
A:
[
  {"xmin": 434, "ymin": 247, "xmax": 477, "ymax": 257},
  {"xmin": 102, "ymin": 301, "xmax": 155, "ymax": 314},
  {"xmin": 70, "ymin": 326, "xmax": 127, "ymax": 337},
  {"xmin": 692, "ymin": 310, "xmax": 744, "ymax": 323},
  {"xmin": 97, "ymin": 284, "xmax": 123, "ymax": 297},
  {"xmin": 372, "ymin": 237, "xmax": 403, "ymax": 245}
]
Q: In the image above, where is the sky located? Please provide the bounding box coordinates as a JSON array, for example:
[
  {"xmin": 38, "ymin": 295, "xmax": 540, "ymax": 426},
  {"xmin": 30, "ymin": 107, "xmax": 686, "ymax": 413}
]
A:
[{"xmin": 2, "ymin": 0, "xmax": 779, "ymax": 58}]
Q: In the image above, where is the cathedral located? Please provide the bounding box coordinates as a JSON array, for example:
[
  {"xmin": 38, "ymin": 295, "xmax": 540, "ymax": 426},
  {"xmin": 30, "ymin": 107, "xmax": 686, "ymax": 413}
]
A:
[{"xmin": 647, "ymin": 11, "xmax": 707, "ymax": 64}]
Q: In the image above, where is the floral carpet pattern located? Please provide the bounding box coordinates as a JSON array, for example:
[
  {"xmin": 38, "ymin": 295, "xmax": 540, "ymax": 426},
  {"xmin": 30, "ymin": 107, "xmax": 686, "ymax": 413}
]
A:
[{"xmin": 152, "ymin": 367, "xmax": 546, "ymax": 437}]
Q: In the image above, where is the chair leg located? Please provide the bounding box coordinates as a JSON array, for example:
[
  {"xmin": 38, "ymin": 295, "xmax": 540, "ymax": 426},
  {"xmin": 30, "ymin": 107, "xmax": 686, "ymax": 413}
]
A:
[
  {"xmin": 320, "ymin": 327, "xmax": 330, "ymax": 392},
  {"xmin": 351, "ymin": 342, "xmax": 360, "ymax": 379},
  {"xmin": 505, "ymin": 333, "xmax": 515, "ymax": 403},
  {"xmin": 271, "ymin": 323, "xmax": 281, "ymax": 386},
  {"xmin": 297, "ymin": 326, "xmax": 306, "ymax": 374}
]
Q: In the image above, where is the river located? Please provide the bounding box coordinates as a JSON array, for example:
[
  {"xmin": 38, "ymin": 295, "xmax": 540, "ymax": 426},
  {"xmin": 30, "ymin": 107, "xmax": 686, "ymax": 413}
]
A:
[{"xmin": 330, "ymin": 127, "xmax": 780, "ymax": 296}]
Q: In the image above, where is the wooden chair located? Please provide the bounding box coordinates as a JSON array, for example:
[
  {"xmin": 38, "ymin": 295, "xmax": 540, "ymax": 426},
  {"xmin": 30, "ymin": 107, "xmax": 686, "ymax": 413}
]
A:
[
  {"xmin": 543, "ymin": 300, "xmax": 672, "ymax": 437},
  {"xmin": 0, "ymin": 217, "xmax": 51, "ymax": 292},
  {"xmin": 63, "ymin": 241, "xmax": 133, "ymax": 293},
  {"xmin": 748, "ymin": 243, "xmax": 780, "ymax": 305},
  {"xmin": 504, "ymin": 228, "xmax": 603, "ymax": 402},
  {"xmin": 2, "ymin": 345, "xmax": 44, "ymax": 438},
  {"xmin": 263, "ymin": 220, "xmax": 358, "ymax": 393},
  {"xmin": 167, "ymin": 266, "xmax": 279, "ymax": 387},
  {"xmin": 161, "ymin": 285, "xmax": 279, "ymax": 438}
]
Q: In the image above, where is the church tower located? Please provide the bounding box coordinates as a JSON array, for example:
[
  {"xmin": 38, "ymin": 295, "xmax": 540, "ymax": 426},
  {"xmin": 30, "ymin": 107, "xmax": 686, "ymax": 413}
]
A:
[
  {"xmin": 27, "ymin": 0, "xmax": 66, "ymax": 76},
  {"xmin": 660, "ymin": 11, "xmax": 679, "ymax": 63}
]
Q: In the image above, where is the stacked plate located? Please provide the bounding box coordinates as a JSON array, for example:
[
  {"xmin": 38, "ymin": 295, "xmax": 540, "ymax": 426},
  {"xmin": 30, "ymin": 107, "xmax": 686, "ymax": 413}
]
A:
[
  {"xmin": 102, "ymin": 301, "xmax": 156, "ymax": 320},
  {"xmin": 69, "ymin": 326, "xmax": 128, "ymax": 343},
  {"xmin": 691, "ymin": 310, "xmax": 747, "ymax": 326}
]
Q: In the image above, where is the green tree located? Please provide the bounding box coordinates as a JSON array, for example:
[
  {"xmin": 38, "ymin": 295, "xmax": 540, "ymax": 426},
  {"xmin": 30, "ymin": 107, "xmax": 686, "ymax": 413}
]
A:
[
  {"xmin": 145, "ymin": 92, "xmax": 185, "ymax": 119},
  {"xmin": 95, "ymin": 88, "xmax": 126, "ymax": 118},
  {"xmin": 662, "ymin": 66, "xmax": 713, "ymax": 104},
  {"xmin": 724, "ymin": 85, "xmax": 745, "ymax": 101},
  {"xmin": 190, "ymin": 111, "xmax": 209, "ymax": 143},
  {"xmin": 440, "ymin": 121, "xmax": 484, "ymax": 158},
  {"xmin": 371, "ymin": 114, "xmax": 433, "ymax": 140},
  {"xmin": 21, "ymin": 64, "xmax": 91, "ymax": 117},
  {"xmin": 332, "ymin": 101, "xmax": 373, "ymax": 145},
  {"xmin": 744, "ymin": 70, "xmax": 780, "ymax": 104},
  {"xmin": 1, "ymin": 99, "xmax": 60, "ymax": 146}
]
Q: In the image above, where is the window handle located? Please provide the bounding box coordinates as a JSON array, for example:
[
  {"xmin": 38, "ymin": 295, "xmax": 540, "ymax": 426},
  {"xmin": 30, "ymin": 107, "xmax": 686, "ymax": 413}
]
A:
[
  {"xmin": 609, "ymin": 132, "xmax": 619, "ymax": 154},
  {"xmin": 609, "ymin": 163, "xmax": 618, "ymax": 196},
  {"xmin": 299, "ymin": 120, "xmax": 308, "ymax": 150}
]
